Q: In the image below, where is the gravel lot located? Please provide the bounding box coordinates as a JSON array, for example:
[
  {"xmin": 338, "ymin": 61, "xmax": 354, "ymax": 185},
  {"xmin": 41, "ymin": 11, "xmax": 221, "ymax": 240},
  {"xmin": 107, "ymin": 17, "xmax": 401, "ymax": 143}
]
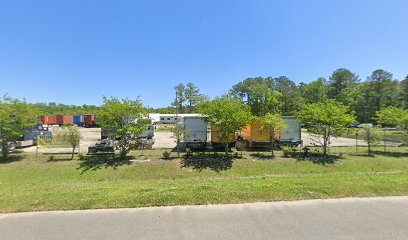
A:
[{"xmin": 21, "ymin": 127, "xmax": 101, "ymax": 154}]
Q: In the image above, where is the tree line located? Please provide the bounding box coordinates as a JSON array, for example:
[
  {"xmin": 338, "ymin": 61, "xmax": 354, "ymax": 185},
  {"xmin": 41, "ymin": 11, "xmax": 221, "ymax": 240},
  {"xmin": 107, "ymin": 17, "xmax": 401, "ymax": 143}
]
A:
[
  {"xmin": 30, "ymin": 102, "xmax": 100, "ymax": 115},
  {"xmin": 170, "ymin": 68, "xmax": 408, "ymax": 124}
]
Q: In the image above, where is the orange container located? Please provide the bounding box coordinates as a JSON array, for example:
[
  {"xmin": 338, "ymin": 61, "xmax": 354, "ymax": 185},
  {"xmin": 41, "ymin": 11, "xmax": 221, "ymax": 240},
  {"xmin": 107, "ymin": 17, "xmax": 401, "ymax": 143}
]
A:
[
  {"xmin": 237, "ymin": 119, "xmax": 280, "ymax": 142},
  {"xmin": 56, "ymin": 115, "xmax": 74, "ymax": 125},
  {"xmin": 45, "ymin": 115, "xmax": 58, "ymax": 125}
]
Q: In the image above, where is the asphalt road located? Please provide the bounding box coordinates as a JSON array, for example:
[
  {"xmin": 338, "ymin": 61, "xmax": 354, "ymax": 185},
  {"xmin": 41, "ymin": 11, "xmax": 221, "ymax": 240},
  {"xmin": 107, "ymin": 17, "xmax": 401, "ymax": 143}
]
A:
[{"xmin": 1, "ymin": 197, "xmax": 408, "ymax": 240}]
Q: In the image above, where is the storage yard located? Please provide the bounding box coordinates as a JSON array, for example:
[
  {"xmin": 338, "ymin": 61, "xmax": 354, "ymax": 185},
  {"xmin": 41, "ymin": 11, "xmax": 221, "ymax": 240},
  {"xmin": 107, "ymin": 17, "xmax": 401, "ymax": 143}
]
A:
[{"xmin": 16, "ymin": 122, "xmax": 400, "ymax": 156}]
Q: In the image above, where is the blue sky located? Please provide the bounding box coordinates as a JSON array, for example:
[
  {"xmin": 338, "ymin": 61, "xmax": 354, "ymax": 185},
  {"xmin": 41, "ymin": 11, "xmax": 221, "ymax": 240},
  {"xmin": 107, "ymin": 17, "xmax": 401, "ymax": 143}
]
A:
[{"xmin": 1, "ymin": 0, "xmax": 407, "ymax": 107}]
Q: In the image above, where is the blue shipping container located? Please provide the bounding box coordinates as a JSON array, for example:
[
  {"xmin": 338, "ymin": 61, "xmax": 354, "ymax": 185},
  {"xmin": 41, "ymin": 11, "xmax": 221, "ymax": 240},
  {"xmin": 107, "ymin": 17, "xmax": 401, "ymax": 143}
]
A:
[{"xmin": 73, "ymin": 115, "xmax": 84, "ymax": 124}]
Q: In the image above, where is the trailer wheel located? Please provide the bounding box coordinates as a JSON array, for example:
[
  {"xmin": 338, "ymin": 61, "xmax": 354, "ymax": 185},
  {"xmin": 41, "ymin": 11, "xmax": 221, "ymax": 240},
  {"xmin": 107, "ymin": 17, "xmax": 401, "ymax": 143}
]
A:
[{"xmin": 8, "ymin": 142, "xmax": 16, "ymax": 151}]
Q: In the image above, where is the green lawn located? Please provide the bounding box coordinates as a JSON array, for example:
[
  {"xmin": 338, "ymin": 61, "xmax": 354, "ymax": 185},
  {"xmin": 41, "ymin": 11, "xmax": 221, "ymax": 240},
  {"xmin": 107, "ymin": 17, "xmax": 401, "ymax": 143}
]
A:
[{"xmin": 1, "ymin": 147, "xmax": 408, "ymax": 213}]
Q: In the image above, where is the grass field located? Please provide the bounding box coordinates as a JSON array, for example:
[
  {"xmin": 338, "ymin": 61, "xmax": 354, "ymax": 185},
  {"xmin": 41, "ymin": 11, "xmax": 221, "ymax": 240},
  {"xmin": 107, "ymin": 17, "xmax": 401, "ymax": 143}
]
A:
[{"xmin": 1, "ymin": 147, "xmax": 408, "ymax": 213}]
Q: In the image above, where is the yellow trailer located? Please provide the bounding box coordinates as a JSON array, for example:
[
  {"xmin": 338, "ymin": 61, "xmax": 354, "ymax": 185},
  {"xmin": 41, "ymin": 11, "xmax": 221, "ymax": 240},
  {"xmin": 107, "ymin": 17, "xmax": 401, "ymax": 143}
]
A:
[
  {"xmin": 236, "ymin": 118, "xmax": 280, "ymax": 150},
  {"xmin": 210, "ymin": 123, "xmax": 236, "ymax": 149}
]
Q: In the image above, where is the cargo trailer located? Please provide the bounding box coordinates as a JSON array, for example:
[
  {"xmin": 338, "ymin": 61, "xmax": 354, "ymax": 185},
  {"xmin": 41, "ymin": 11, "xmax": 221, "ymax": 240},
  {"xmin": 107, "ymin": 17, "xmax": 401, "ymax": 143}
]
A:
[
  {"xmin": 279, "ymin": 116, "xmax": 302, "ymax": 147},
  {"xmin": 0, "ymin": 124, "xmax": 52, "ymax": 152},
  {"xmin": 210, "ymin": 123, "xmax": 235, "ymax": 149},
  {"xmin": 182, "ymin": 116, "xmax": 208, "ymax": 149},
  {"xmin": 235, "ymin": 119, "xmax": 280, "ymax": 150}
]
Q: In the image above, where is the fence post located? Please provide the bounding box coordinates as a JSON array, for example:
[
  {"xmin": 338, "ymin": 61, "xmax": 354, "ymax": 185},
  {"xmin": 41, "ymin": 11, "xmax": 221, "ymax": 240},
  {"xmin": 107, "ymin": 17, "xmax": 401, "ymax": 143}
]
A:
[{"xmin": 383, "ymin": 128, "xmax": 386, "ymax": 153}]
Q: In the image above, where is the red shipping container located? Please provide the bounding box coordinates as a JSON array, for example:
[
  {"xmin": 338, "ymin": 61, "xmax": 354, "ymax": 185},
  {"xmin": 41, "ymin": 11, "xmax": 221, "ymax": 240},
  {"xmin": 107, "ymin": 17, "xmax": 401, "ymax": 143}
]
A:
[
  {"xmin": 38, "ymin": 116, "xmax": 46, "ymax": 124},
  {"xmin": 84, "ymin": 115, "xmax": 96, "ymax": 126},
  {"xmin": 46, "ymin": 115, "xmax": 58, "ymax": 125},
  {"xmin": 56, "ymin": 115, "xmax": 74, "ymax": 125}
]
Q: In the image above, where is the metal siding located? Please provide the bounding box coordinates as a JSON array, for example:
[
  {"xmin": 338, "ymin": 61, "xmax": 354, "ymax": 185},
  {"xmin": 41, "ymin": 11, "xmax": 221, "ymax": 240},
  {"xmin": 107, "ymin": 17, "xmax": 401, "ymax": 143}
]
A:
[{"xmin": 183, "ymin": 117, "xmax": 207, "ymax": 142}]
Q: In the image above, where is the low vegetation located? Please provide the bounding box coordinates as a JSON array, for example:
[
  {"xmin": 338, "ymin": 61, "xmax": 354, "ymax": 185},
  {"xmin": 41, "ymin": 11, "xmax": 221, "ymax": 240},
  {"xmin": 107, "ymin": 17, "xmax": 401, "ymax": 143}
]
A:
[{"xmin": 1, "ymin": 147, "xmax": 407, "ymax": 213}]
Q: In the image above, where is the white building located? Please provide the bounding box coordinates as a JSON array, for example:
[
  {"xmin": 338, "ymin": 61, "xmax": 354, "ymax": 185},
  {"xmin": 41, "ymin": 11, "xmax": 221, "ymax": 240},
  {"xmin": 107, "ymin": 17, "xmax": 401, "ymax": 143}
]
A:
[{"xmin": 148, "ymin": 113, "xmax": 201, "ymax": 124}]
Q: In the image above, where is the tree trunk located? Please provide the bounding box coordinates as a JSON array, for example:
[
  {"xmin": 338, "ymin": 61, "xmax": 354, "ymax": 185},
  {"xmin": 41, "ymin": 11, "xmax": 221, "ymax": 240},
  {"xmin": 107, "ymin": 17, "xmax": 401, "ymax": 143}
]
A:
[
  {"xmin": 2, "ymin": 148, "xmax": 7, "ymax": 158},
  {"xmin": 270, "ymin": 127, "xmax": 274, "ymax": 156},
  {"xmin": 177, "ymin": 139, "xmax": 180, "ymax": 157},
  {"xmin": 71, "ymin": 146, "xmax": 75, "ymax": 160},
  {"xmin": 1, "ymin": 142, "xmax": 8, "ymax": 158},
  {"xmin": 323, "ymin": 130, "xmax": 328, "ymax": 155},
  {"xmin": 224, "ymin": 141, "xmax": 228, "ymax": 156}
]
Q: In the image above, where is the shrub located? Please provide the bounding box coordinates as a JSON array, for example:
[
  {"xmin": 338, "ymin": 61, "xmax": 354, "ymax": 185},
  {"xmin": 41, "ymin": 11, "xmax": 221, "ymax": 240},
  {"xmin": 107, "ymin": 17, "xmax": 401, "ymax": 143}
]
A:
[
  {"xmin": 184, "ymin": 148, "xmax": 193, "ymax": 159},
  {"xmin": 78, "ymin": 153, "xmax": 86, "ymax": 160},
  {"xmin": 163, "ymin": 151, "xmax": 171, "ymax": 159},
  {"xmin": 303, "ymin": 147, "xmax": 310, "ymax": 155},
  {"xmin": 281, "ymin": 146, "xmax": 292, "ymax": 157},
  {"xmin": 291, "ymin": 148, "xmax": 298, "ymax": 157}
]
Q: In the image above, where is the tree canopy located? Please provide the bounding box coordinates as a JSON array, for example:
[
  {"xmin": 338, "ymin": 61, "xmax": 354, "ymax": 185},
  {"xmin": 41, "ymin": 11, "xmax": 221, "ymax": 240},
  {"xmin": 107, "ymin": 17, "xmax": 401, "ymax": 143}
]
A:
[
  {"xmin": 199, "ymin": 96, "xmax": 253, "ymax": 155},
  {"xmin": 299, "ymin": 100, "xmax": 355, "ymax": 155},
  {"xmin": 97, "ymin": 97, "xmax": 148, "ymax": 158}
]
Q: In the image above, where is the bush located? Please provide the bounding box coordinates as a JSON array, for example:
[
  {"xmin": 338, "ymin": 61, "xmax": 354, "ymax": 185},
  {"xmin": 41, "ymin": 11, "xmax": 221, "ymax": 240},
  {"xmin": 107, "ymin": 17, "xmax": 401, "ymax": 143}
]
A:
[
  {"xmin": 281, "ymin": 146, "xmax": 292, "ymax": 157},
  {"xmin": 184, "ymin": 148, "xmax": 193, "ymax": 159},
  {"xmin": 78, "ymin": 153, "xmax": 86, "ymax": 160},
  {"xmin": 163, "ymin": 151, "xmax": 171, "ymax": 159},
  {"xmin": 291, "ymin": 148, "xmax": 298, "ymax": 157},
  {"xmin": 302, "ymin": 147, "xmax": 310, "ymax": 156}
]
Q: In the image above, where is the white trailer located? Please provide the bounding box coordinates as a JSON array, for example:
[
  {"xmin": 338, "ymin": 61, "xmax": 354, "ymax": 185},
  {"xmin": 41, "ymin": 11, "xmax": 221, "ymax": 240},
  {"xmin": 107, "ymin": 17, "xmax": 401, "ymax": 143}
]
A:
[
  {"xmin": 280, "ymin": 116, "xmax": 302, "ymax": 147},
  {"xmin": 183, "ymin": 116, "xmax": 208, "ymax": 149}
]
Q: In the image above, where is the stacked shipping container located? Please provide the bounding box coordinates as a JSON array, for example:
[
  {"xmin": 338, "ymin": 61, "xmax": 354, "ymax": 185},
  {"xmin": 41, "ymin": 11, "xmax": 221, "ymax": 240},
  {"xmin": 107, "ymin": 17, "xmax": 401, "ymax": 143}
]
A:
[{"xmin": 39, "ymin": 114, "xmax": 96, "ymax": 126}]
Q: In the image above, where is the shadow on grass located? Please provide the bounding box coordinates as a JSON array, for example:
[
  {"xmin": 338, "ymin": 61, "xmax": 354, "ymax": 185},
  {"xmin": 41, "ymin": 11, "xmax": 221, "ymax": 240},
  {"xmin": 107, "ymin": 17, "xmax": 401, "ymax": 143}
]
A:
[
  {"xmin": 181, "ymin": 153, "xmax": 234, "ymax": 172},
  {"xmin": 43, "ymin": 153, "xmax": 75, "ymax": 161},
  {"xmin": 0, "ymin": 152, "xmax": 24, "ymax": 164},
  {"xmin": 369, "ymin": 150, "xmax": 408, "ymax": 158},
  {"xmin": 250, "ymin": 153, "xmax": 275, "ymax": 160},
  {"xmin": 161, "ymin": 156, "xmax": 181, "ymax": 160},
  {"xmin": 77, "ymin": 154, "xmax": 130, "ymax": 173},
  {"xmin": 296, "ymin": 153, "xmax": 342, "ymax": 165}
]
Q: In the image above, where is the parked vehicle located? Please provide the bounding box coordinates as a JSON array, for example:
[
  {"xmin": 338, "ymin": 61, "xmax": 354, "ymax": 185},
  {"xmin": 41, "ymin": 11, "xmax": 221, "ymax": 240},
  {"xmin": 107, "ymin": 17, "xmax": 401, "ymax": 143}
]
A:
[
  {"xmin": 182, "ymin": 116, "xmax": 208, "ymax": 149},
  {"xmin": 1, "ymin": 124, "xmax": 53, "ymax": 152},
  {"xmin": 235, "ymin": 118, "xmax": 280, "ymax": 150},
  {"xmin": 349, "ymin": 123, "xmax": 360, "ymax": 128},
  {"xmin": 210, "ymin": 123, "xmax": 235, "ymax": 149},
  {"xmin": 88, "ymin": 139, "xmax": 115, "ymax": 154},
  {"xmin": 359, "ymin": 123, "xmax": 374, "ymax": 128},
  {"xmin": 235, "ymin": 116, "xmax": 302, "ymax": 150},
  {"xmin": 100, "ymin": 119, "xmax": 155, "ymax": 147},
  {"xmin": 280, "ymin": 116, "xmax": 302, "ymax": 147}
]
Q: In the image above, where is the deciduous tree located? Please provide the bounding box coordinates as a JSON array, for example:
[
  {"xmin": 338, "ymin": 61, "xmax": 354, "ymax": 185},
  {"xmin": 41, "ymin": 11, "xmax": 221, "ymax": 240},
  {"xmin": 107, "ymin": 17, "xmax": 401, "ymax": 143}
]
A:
[
  {"xmin": 0, "ymin": 96, "xmax": 38, "ymax": 157},
  {"xmin": 97, "ymin": 97, "xmax": 148, "ymax": 159},
  {"xmin": 61, "ymin": 126, "xmax": 82, "ymax": 160},
  {"xmin": 199, "ymin": 96, "xmax": 253, "ymax": 155},
  {"xmin": 299, "ymin": 100, "xmax": 355, "ymax": 155},
  {"xmin": 261, "ymin": 113, "xmax": 286, "ymax": 156}
]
